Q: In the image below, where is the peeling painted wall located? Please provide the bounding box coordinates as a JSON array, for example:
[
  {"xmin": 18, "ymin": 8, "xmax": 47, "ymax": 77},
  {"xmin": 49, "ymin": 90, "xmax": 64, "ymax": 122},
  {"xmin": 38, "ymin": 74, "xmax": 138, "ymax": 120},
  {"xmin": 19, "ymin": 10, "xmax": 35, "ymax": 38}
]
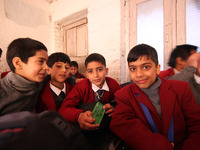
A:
[
  {"xmin": 50, "ymin": 0, "xmax": 122, "ymax": 83},
  {"xmin": 0, "ymin": 0, "xmax": 51, "ymax": 75},
  {"xmin": 5, "ymin": 0, "xmax": 46, "ymax": 28}
]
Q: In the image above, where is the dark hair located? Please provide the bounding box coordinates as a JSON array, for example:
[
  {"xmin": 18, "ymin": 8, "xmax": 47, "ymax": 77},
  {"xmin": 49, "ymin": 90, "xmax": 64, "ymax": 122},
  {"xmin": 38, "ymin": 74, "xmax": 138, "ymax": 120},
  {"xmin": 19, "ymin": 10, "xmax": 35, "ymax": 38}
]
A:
[
  {"xmin": 127, "ymin": 44, "xmax": 158, "ymax": 66},
  {"xmin": 0, "ymin": 48, "xmax": 2, "ymax": 55},
  {"xmin": 6, "ymin": 38, "xmax": 47, "ymax": 72},
  {"xmin": 167, "ymin": 44, "xmax": 198, "ymax": 68},
  {"xmin": 47, "ymin": 52, "xmax": 71, "ymax": 68},
  {"xmin": 70, "ymin": 61, "xmax": 78, "ymax": 68},
  {"xmin": 85, "ymin": 53, "xmax": 106, "ymax": 68}
]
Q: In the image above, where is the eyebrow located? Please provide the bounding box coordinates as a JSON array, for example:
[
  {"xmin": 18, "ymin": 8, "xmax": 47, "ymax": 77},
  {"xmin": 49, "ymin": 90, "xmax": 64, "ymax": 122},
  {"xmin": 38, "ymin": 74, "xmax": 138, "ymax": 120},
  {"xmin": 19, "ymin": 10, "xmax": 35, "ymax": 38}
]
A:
[
  {"xmin": 87, "ymin": 66, "xmax": 103, "ymax": 71},
  {"xmin": 129, "ymin": 62, "xmax": 152, "ymax": 67},
  {"xmin": 37, "ymin": 57, "xmax": 47, "ymax": 60}
]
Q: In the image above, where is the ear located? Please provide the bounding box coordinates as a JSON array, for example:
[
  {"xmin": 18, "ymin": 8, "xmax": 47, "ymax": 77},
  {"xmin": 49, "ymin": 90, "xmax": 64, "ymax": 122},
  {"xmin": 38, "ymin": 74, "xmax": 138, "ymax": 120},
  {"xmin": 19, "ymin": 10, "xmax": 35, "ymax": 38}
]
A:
[
  {"xmin": 46, "ymin": 67, "xmax": 52, "ymax": 75},
  {"xmin": 12, "ymin": 57, "xmax": 23, "ymax": 70},
  {"xmin": 176, "ymin": 57, "xmax": 182, "ymax": 65},
  {"xmin": 106, "ymin": 68, "xmax": 109, "ymax": 75},
  {"xmin": 156, "ymin": 64, "xmax": 160, "ymax": 75}
]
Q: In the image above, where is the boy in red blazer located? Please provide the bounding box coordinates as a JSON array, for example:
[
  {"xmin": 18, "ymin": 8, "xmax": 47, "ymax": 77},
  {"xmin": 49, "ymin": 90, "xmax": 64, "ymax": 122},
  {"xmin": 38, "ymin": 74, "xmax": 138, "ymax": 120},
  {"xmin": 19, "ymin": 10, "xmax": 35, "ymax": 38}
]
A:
[
  {"xmin": 59, "ymin": 53, "xmax": 121, "ymax": 130},
  {"xmin": 69, "ymin": 61, "xmax": 85, "ymax": 78},
  {"xmin": 68, "ymin": 61, "xmax": 85, "ymax": 85},
  {"xmin": 38, "ymin": 52, "xmax": 73, "ymax": 111},
  {"xmin": 110, "ymin": 44, "xmax": 200, "ymax": 150}
]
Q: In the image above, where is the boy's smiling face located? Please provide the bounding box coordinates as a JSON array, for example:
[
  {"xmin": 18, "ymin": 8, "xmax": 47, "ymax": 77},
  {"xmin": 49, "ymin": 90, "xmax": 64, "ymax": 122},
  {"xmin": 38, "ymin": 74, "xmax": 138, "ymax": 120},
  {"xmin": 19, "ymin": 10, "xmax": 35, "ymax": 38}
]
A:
[
  {"xmin": 15, "ymin": 49, "xmax": 48, "ymax": 82},
  {"xmin": 128, "ymin": 55, "xmax": 160, "ymax": 89},
  {"xmin": 86, "ymin": 61, "xmax": 108, "ymax": 88},
  {"xmin": 48, "ymin": 62, "xmax": 70, "ymax": 86}
]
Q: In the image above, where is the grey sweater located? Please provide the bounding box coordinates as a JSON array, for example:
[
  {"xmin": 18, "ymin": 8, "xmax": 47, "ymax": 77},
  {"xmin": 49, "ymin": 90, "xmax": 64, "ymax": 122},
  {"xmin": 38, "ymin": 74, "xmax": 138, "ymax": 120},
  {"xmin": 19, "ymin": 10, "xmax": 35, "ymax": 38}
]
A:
[
  {"xmin": 141, "ymin": 77, "xmax": 162, "ymax": 118},
  {"xmin": 0, "ymin": 72, "xmax": 43, "ymax": 116},
  {"xmin": 170, "ymin": 66, "xmax": 200, "ymax": 105}
]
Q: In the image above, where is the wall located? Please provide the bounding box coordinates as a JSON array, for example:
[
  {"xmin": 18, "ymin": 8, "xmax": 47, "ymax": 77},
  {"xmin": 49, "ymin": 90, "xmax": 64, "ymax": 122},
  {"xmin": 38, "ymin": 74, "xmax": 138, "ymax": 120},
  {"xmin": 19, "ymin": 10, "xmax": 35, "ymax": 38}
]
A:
[
  {"xmin": 50, "ymin": 0, "xmax": 122, "ymax": 83},
  {"xmin": 0, "ymin": 0, "xmax": 51, "ymax": 74}
]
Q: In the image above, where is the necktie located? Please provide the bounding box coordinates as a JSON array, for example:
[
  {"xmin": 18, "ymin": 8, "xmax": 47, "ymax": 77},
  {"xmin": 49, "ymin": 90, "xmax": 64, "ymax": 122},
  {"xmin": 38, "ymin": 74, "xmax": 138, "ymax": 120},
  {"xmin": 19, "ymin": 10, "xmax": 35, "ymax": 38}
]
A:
[
  {"xmin": 97, "ymin": 89, "xmax": 104, "ymax": 101},
  {"xmin": 59, "ymin": 91, "xmax": 66, "ymax": 100}
]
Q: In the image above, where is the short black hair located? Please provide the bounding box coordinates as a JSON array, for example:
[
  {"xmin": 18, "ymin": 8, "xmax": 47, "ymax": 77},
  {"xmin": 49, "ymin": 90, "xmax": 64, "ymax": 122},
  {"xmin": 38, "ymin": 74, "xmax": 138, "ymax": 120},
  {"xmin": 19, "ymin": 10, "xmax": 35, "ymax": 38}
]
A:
[
  {"xmin": 6, "ymin": 38, "xmax": 47, "ymax": 72},
  {"xmin": 127, "ymin": 44, "xmax": 158, "ymax": 66},
  {"xmin": 167, "ymin": 44, "xmax": 198, "ymax": 68},
  {"xmin": 47, "ymin": 52, "xmax": 71, "ymax": 68},
  {"xmin": 70, "ymin": 61, "xmax": 78, "ymax": 68},
  {"xmin": 85, "ymin": 53, "xmax": 106, "ymax": 68}
]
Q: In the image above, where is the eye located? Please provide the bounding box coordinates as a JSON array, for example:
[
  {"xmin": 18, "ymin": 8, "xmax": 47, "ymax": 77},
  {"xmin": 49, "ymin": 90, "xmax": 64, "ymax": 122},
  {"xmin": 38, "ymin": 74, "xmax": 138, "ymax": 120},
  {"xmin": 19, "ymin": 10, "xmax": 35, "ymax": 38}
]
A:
[
  {"xmin": 97, "ymin": 68, "xmax": 103, "ymax": 72},
  {"xmin": 38, "ymin": 60, "xmax": 44, "ymax": 64},
  {"xmin": 65, "ymin": 66, "xmax": 69, "ymax": 70},
  {"xmin": 56, "ymin": 65, "xmax": 61, "ymax": 68},
  {"xmin": 144, "ymin": 65, "xmax": 150, "ymax": 70},
  {"xmin": 87, "ymin": 70, "xmax": 92, "ymax": 73},
  {"xmin": 129, "ymin": 67, "xmax": 136, "ymax": 71}
]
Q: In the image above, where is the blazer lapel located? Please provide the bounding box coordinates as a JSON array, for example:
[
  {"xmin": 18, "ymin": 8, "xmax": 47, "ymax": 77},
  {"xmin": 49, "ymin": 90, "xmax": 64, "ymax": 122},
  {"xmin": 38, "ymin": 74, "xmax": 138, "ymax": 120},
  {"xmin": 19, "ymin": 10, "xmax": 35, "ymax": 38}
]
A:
[
  {"xmin": 159, "ymin": 81, "xmax": 175, "ymax": 135},
  {"xmin": 41, "ymin": 82, "xmax": 57, "ymax": 110},
  {"xmin": 133, "ymin": 87, "xmax": 159, "ymax": 118}
]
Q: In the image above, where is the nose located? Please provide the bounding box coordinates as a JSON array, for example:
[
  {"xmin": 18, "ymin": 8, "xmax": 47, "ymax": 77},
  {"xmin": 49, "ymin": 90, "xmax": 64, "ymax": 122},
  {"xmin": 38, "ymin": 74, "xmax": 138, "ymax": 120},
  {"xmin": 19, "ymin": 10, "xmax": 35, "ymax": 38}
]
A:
[
  {"xmin": 136, "ymin": 68, "xmax": 143, "ymax": 77},
  {"xmin": 93, "ymin": 70, "xmax": 98, "ymax": 77},
  {"xmin": 61, "ymin": 66, "xmax": 68, "ymax": 72},
  {"xmin": 43, "ymin": 62, "xmax": 48, "ymax": 70}
]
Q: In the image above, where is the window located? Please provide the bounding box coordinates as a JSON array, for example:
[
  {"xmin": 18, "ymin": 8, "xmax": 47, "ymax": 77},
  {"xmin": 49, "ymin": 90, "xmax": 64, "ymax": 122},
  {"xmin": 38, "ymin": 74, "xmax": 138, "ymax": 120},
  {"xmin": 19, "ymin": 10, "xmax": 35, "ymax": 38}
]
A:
[
  {"xmin": 63, "ymin": 18, "xmax": 88, "ymax": 57},
  {"xmin": 137, "ymin": 0, "xmax": 164, "ymax": 70},
  {"xmin": 186, "ymin": 0, "xmax": 200, "ymax": 52}
]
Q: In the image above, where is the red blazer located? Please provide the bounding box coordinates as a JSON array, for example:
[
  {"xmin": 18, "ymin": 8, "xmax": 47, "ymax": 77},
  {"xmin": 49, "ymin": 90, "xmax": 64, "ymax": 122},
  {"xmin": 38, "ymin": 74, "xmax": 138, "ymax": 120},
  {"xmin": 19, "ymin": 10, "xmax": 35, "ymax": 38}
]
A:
[
  {"xmin": 110, "ymin": 78, "xmax": 200, "ymax": 150},
  {"xmin": 159, "ymin": 67, "xmax": 175, "ymax": 78},
  {"xmin": 38, "ymin": 81, "xmax": 73, "ymax": 111},
  {"xmin": 58, "ymin": 77, "xmax": 121, "ymax": 122},
  {"xmin": 1, "ymin": 71, "xmax": 10, "ymax": 78},
  {"xmin": 69, "ymin": 72, "xmax": 85, "ymax": 78}
]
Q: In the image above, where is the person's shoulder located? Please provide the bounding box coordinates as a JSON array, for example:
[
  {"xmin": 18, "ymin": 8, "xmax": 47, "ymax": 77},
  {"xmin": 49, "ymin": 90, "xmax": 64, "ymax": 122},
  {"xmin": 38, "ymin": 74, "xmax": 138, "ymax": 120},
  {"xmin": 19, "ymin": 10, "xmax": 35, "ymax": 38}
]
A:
[
  {"xmin": 159, "ymin": 67, "xmax": 174, "ymax": 78},
  {"xmin": 115, "ymin": 83, "xmax": 135, "ymax": 97},
  {"xmin": 106, "ymin": 77, "xmax": 119, "ymax": 84},
  {"xmin": 106, "ymin": 77, "xmax": 120, "ymax": 89},
  {"xmin": 74, "ymin": 78, "xmax": 90, "ymax": 88},
  {"xmin": 77, "ymin": 73, "xmax": 85, "ymax": 78},
  {"xmin": 161, "ymin": 77, "xmax": 190, "ymax": 90}
]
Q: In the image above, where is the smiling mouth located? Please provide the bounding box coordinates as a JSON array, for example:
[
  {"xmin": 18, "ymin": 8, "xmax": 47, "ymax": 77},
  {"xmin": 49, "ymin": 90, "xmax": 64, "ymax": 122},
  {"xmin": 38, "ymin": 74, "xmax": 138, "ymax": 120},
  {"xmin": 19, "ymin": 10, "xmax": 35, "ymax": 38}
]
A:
[
  {"xmin": 59, "ymin": 74, "xmax": 66, "ymax": 77},
  {"xmin": 39, "ymin": 73, "xmax": 46, "ymax": 78},
  {"xmin": 94, "ymin": 79, "xmax": 100, "ymax": 82},
  {"xmin": 137, "ymin": 79, "xmax": 147, "ymax": 84}
]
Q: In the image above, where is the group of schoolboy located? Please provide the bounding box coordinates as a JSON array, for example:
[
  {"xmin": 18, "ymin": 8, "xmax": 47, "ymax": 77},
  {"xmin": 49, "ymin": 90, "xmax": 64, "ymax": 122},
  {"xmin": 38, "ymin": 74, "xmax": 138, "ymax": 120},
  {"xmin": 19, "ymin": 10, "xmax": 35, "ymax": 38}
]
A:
[{"xmin": 0, "ymin": 38, "xmax": 200, "ymax": 150}]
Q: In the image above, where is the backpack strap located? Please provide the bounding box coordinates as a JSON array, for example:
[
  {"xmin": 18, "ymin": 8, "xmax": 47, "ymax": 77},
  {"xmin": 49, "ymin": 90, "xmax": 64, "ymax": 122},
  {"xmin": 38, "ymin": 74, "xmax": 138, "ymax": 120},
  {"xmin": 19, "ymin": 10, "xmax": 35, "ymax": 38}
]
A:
[{"xmin": 140, "ymin": 102, "xmax": 174, "ymax": 142}]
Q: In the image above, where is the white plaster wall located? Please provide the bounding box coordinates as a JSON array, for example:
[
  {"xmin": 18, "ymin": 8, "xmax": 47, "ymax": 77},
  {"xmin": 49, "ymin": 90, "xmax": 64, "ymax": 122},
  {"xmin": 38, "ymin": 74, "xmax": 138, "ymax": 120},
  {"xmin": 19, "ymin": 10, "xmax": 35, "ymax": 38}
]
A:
[
  {"xmin": 51, "ymin": 0, "xmax": 121, "ymax": 83},
  {"xmin": 0, "ymin": 0, "xmax": 51, "ymax": 74}
]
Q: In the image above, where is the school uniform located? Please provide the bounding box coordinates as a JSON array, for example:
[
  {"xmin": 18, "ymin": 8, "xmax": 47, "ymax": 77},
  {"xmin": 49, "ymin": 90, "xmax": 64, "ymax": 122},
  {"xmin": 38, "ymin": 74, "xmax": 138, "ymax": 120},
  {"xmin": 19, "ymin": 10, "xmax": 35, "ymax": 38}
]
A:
[
  {"xmin": 159, "ymin": 67, "xmax": 175, "ymax": 78},
  {"xmin": 58, "ymin": 77, "xmax": 121, "ymax": 122},
  {"xmin": 69, "ymin": 72, "xmax": 85, "ymax": 79},
  {"xmin": 38, "ymin": 81, "xmax": 73, "ymax": 112},
  {"xmin": 110, "ymin": 78, "xmax": 200, "ymax": 150}
]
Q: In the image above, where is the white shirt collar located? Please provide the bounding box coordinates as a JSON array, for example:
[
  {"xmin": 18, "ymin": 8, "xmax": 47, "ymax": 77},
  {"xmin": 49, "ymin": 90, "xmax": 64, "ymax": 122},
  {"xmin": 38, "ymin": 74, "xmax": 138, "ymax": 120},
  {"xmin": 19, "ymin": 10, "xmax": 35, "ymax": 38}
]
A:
[
  {"xmin": 194, "ymin": 73, "xmax": 200, "ymax": 84},
  {"xmin": 92, "ymin": 80, "xmax": 109, "ymax": 92},
  {"xmin": 50, "ymin": 82, "xmax": 66, "ymax": 96},
  {"xmin": 173, "ymin": 68, "xmax": 180, "ymax": 74}
]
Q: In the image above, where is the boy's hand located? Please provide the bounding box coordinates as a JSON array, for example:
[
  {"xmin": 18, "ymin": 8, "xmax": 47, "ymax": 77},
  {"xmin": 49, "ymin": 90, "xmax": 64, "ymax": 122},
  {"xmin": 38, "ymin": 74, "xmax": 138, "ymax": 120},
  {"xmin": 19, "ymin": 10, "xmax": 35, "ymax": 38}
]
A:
[
  {"xmin": 186, "ymin": 53, "xmax": 200, "ymax": 68},
  {"xmin": 78, "ymin": 111, "xmax": 100, "ymax": 130},
  {"xmin": 171, "ymin": 142, "xmax": 174, "ymax": 147},
  {"xmin": 103, "ymin": 103, "xmax": 114, "ymax": 117}
]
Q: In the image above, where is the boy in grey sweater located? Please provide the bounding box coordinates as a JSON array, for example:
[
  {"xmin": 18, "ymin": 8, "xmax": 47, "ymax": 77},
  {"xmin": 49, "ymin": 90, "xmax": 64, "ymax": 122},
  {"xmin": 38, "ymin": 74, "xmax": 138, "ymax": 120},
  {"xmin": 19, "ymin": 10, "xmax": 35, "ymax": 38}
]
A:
[{"xmin": 0, "ymin": 38, "xmax": 48, "ymax": 116}]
